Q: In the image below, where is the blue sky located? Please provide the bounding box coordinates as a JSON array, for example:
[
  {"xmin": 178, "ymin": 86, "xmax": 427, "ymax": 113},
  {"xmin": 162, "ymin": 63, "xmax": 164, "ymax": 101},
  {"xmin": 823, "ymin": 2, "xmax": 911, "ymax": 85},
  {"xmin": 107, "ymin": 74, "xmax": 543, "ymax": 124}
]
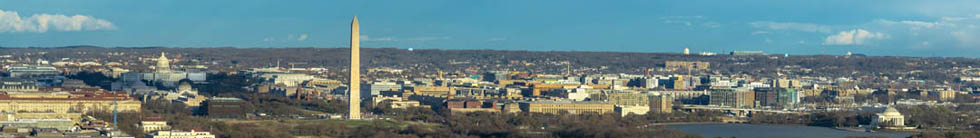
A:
[{"xmin": 1, "ymin": 0, "xmax": 979, "ymax": 57}]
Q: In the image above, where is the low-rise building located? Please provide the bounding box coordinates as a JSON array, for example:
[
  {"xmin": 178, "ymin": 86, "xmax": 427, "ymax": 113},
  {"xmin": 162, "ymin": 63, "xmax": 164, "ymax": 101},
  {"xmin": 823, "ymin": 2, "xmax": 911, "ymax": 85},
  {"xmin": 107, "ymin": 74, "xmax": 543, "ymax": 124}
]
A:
[
  {"xmin": 519, "ymin": 101, "xmax": 614, "ymax": 115},
  {"xmin": 201, "ymin": 97, "xmax": 247, "ymax": 119},
  {"xmin": 148, "ymin": 130, "xmax": 216, "ymax": 138},
  {"xmin": 615, "ymin": 105, "xmax": 649, "ymax": 117},
  {"xmin": 140, "ymin": 117, "xmax": 171, "ymax": 133},
  {"xmin": 0, "ymin": 87, "xmax": 141, "ymax": 113}
]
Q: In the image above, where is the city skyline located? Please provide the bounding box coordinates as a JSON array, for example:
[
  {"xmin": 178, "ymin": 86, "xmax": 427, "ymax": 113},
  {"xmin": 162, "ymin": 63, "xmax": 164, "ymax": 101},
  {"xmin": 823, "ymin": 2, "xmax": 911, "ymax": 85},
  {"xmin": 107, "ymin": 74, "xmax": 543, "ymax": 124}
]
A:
[
  {"xmin": 3, "ymin": 1, "xmax": 980, "ymax": 137},
  {"xmin": 1, "ymin": 0, "xmax": 980, "ymax": 57}
]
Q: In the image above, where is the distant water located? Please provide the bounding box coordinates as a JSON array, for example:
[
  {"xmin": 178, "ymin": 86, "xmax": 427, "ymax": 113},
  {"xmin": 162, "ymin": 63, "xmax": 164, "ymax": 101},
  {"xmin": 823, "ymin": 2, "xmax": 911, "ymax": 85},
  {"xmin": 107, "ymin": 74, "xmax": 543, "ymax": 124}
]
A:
[{"xmin": 668, "ymin": 124, "xmax": 914, "ymax": 138}]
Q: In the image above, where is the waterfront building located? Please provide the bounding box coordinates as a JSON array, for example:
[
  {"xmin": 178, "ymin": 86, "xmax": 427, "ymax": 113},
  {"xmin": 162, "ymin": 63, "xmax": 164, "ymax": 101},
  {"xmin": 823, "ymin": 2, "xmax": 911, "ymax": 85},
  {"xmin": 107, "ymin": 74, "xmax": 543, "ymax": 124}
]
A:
[
  {"xmin": 709, "ymin": 88, "xmax": 755, "ymax": 108},
  {"xmin": 596, "ymin": 91, "xmax": 648, "ymax": 106},
  {"xmin": 649, "ymin": 93, "xmax": 673, "ymax": 113},
  {"xmin": 148, "ymin": 130, "xmax": 216, "ymax": 138},
  {"xmin": 615, "ymin": 105, "xmax": 649, "ymax": 117},
  {"xmin": 872, "ymin": 107, "xmax": 910, "ymax": 129},
  {"xmin": 519, "ymin": 101, "xmax": 614, "ymax": 114}
]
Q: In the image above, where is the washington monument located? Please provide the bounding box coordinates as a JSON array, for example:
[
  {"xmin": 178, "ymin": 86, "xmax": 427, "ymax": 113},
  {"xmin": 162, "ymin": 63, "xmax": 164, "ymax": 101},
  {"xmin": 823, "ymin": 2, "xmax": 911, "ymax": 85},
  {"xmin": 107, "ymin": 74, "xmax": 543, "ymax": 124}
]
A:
[{"xmin": 348, "ymin": 16, "xmax": 361, "ymax": 120}]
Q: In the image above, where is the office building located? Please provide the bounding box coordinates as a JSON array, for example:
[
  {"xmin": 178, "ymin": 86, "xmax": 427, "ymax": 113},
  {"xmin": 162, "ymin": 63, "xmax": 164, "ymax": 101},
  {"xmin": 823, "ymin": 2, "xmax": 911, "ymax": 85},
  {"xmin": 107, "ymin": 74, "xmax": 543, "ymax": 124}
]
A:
[
  {"xmin": 7, "ymin": 66, "xmax": 61, "ymax": 78},
  {"xmin": 519, "ymin": 101, "xmax": 614, "ymax": 115},
  {"xmin": 649, "ymin": 93, "xmax": 673, "ymax": 113},
  {"xmin": 148, "ymin": 130, "xmax": 216, "ymax": 138},
  {"xmin": 0, "ymin": 87, "xmax": 141, "ymax": 113},
  {"xmin": 615, "ymin": 105, "xmax": 649, "ymax": 117},
  {"xmin": 709, "ymin": 88, "xmax": 755, "ymax": 108}
]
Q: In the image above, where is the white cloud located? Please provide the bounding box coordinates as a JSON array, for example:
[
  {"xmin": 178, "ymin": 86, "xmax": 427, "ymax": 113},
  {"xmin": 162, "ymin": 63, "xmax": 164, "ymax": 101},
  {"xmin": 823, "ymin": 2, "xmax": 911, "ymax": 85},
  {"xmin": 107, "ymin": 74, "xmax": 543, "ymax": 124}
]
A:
[
  {"xmin": 360, "ymin": 35, "xmax": 394, "ymax": 42},
  {"xmin": 751, "ymin": 31, "xmax": 769, "ymax": 35},
  {"xmin": 876, "ymin": 19, "xmax": 953, "ymax": 29},
  {"xmin": 662, "ymin": 20, "xmax": 692, "ymax": 26},
  {"xmin": 359, "ymin": 35, "xmax": 448, "ymax": 42},
  {"xmin": 660, "ymin": 16, "xmax": 721, "ymax": 28},
  {"xmin": 263, "ymin": 33, "xmax": 310, "ymax": 42},
  {"xmin": 749, "ymin": 21, "xmax": 833, "ymax": 33},
  {"xmin": 941, "ymin": 17, "xmax": 967, "ymax": 21},
  {"xmin": 702, "ymin": 22, "xmax": 721, "ymax": 28},
  {"xmin": 0, "ymin": 9, "xmax": 116, "ymax": 33},
  {"xmin": 824, "ymin": 29, "xmax": 888, "ymax": 45},
  {"xmin": 297, "ymin": 34, "xmax": 308, "ymax": 41},
  {"xmin": 405, "ymin": 36, "xmax": 450, "ymax": 41}
]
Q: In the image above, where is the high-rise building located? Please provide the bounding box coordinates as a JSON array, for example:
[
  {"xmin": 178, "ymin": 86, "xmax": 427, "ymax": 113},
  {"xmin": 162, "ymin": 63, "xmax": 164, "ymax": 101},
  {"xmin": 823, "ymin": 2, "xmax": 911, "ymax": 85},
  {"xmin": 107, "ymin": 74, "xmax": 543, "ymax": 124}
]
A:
[
  {"xmin": 649, "ymin": 93, "xmax": 673, "ymax": 113},
  {"xmin": 348, "ymin": 16, "xmax": 361, "ymax": 120},
  {"xmin": 775, "ymin": 88, "xmax": 800, "ymax": 108},
  {"xmin": 709, "ymin": 88, "xmax": 755, "ymax": 108},
  {"xmin": 754, "ymin": 87, "xmax": 777, "ymax": 107}
]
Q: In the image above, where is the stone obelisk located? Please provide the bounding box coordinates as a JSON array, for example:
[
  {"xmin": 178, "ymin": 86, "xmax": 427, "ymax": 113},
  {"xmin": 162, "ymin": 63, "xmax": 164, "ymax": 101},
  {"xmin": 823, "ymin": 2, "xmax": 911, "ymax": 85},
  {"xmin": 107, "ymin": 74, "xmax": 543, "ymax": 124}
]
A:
[{"xmin": 348, "ymin": 16, "xmax": 361, "ymax": 120}]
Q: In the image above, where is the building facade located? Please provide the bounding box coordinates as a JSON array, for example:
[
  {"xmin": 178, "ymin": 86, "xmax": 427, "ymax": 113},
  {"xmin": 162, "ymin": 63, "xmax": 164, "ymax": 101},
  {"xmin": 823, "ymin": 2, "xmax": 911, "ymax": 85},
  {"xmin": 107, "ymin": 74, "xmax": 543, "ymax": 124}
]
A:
[{"xmin": 519, "ymin": 101, "xmax": 614, "ymax": 114}]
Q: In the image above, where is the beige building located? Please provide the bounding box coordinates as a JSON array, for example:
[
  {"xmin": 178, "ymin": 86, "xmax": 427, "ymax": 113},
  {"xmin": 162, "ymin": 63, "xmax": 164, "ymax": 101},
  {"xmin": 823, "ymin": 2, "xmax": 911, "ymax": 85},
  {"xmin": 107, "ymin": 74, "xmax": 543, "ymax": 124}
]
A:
[
  {"xmin": 373, "ymin": 96, "xmax": 421, "ymax": 109},
  {"xmin": 141, "ymin": 117, "xmax": 171, "ymax": 133},
  {"xmin": 149, "ymin": 130, "xmax": 216, "ymax": 138},
  {"xmin": 519, "ymin": 101, "xmax": 614, "ymax": 114},
  {"xmin": 0, "ymin": 87, "xmax": 141, "ymax": 113},
  {"xmin": 665, "ymin": 61, "xmax": 710, "ymax": 70},
  {"xmin": 929, "ymin": 90, "xmax": 956, "ymax": 102},
  {"xmin": 615, "ymin": 105, "xmax": 649, "ymax": 117},
  {"xmin": 407, "ymin": 86, "xmax": 455, "ymax": 98},
  {"xmin": 597, "ymin": 91, "xmax": 648, "ymax": 106},
  {"xmin": 0, "ymin": 112, "xmax": 81, "ymax": 125},
  {"xmin": 649, "ymin": 94, "xmax": 673, "ymax": 113}
]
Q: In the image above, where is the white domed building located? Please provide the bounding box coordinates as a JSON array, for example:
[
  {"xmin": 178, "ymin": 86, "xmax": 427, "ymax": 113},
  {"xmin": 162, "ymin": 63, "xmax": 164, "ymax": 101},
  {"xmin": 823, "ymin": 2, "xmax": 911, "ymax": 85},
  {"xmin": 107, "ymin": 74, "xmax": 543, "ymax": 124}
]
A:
[
  {"xmin": 871, "ymin": 107, "xmax": 915, "ymax": 130},
  {"xmin": 139, "ymin": 52, "xmax": 207, "ymax": 88}
]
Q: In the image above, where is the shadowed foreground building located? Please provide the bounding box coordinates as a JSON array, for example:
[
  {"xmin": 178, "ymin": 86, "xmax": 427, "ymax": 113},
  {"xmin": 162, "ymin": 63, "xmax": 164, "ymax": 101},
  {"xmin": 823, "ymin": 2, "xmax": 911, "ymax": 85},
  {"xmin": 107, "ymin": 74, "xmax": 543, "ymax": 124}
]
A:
[{"xmin": 201, "ymin": 97, "xmax": 246, "ymax": 119}]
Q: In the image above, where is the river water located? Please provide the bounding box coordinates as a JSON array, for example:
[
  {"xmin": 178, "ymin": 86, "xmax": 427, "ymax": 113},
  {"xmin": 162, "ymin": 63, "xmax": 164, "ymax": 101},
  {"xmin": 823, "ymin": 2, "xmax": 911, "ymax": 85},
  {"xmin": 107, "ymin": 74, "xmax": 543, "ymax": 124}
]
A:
[{"xmin": 668, "ymin": 124, "xmax": 914, "ymax": 138}]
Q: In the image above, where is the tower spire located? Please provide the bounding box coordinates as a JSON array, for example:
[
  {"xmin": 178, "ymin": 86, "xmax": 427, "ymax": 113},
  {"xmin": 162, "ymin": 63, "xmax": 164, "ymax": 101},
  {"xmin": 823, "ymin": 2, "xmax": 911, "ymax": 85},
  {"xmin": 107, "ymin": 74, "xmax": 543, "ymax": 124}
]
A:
[{"xmin": 348, "ymin": 16, "xmax": 362, "ymax": 120}]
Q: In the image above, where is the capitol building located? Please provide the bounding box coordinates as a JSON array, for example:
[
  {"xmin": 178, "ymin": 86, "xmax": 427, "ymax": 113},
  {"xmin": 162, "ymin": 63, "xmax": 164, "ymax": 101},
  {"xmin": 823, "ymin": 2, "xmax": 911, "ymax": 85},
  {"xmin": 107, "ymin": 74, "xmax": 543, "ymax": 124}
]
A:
[{"xmin": 125, "ymin": 53, "xmax": 206, "ymax": 88}]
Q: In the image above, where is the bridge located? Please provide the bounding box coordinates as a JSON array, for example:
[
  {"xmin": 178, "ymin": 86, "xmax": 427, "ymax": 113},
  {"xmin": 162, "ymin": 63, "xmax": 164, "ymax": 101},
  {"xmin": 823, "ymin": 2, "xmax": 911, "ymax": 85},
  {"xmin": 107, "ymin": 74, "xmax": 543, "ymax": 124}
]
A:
[{"xmin": 678, "ymin": 105, "xmax": 804, "ymax": 117}]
